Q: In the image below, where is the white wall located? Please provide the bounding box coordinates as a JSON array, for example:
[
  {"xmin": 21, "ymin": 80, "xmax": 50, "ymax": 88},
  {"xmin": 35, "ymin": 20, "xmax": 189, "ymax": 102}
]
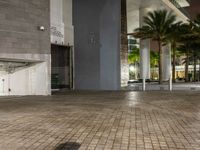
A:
[
  {"xmin": 50, "ymin": 0, "xmax": 74, "ymax": 46},
  {"xmin": 63, "ymin": 0, "xmax": 74, "ymax": 46},
  {"xmin": 0, "ymin": 71, "xmax": 6, "ymax": 95},
  {"xmin": 0, "ymin": 62, "xmax": 49, "ymax": 96},
  {"xmin": 0, "ymin": 53, "xmax": 51, "ymax": 96},
  {"xmin": 51, "ymin": 0, "xmax": 65, "ymax": 44}
]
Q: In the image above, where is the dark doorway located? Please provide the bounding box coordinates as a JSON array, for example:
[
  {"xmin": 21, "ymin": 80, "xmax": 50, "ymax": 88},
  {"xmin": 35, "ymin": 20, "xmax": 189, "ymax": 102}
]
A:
[{"xmin": 51, "ymin": 44, "xmax": 73, "ymax": 91}]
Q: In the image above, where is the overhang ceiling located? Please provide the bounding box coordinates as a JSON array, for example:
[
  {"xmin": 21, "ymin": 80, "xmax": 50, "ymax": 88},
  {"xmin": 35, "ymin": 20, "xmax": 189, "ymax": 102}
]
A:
[
  {"xmin": 176, "ymin": 0, "xmax": 190, "ymax": 7},
  {"xmin": 127, "ymin": 0, "xmax": 189, "ymax": 33}
]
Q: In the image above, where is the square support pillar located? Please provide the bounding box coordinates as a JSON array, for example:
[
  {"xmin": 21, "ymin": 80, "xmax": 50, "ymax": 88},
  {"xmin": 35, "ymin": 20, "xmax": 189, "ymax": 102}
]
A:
[
  {"xmin": 73, "ymin": 0, "xmax": 121, "ymax": 90},
  {"xmin": 120, "ymin": 0, "xmax": 129, "ymax": 87},
  {"xmin": 139, "ymin": 8, "xmax": 150, "ymax": 79},
  {"xmin": 162, "ymin": 44, "xmax": 172, "ymax": 81}
]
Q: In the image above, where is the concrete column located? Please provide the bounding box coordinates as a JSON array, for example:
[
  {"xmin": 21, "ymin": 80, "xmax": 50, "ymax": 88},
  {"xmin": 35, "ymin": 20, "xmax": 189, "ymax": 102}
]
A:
[
  {"xmin": 120, "ymin": 0, "xmax": 129, "ymax": 87},
  {"xmin": 139, "ymin": 8, "xmax": 150, "ymax": 79},
  {"xmin": 73, "ymin": 0, "xmax": 121, "ymax": 90},
  {"xmin": 162, "ymin": 43, "xmax": 171, "ymax": 81},
  {"xmin": 140, "ymin": 39, "xmax": 150, "ymax": 79}
]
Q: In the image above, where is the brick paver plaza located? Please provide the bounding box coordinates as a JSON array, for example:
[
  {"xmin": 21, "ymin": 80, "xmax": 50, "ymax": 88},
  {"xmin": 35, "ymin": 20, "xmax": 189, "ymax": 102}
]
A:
[{"xmin": 0, "ymin": 91, "xmax": 200, "ymax": 150}]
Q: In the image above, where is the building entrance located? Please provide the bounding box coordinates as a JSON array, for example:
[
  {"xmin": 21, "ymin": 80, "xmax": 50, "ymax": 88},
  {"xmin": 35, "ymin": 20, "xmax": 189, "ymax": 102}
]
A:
[{"xmin": 51, "ymin": 44, "xmax": 73, "ymax": 91}]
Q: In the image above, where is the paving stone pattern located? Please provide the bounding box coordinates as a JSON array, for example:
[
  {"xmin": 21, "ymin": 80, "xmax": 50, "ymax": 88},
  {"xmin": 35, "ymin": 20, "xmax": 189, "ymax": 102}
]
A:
[{"xmin": 0, "ymin": 91, "xmax": 200, "ymax": 150}]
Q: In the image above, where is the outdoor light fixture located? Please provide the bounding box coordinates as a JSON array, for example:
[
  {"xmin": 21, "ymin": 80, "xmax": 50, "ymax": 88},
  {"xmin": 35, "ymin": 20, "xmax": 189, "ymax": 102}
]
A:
[{"xmin": 38, "ymin": 26, "xmax": 45, "ymax": 31}]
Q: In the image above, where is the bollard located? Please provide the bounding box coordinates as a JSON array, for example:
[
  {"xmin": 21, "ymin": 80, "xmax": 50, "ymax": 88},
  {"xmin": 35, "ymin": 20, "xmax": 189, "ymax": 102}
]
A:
[
  {"xmin": 169, "ymin": 76, "xmax": 172, "ymax": 91},
  {"xmin": 142, "ymin": 78, "xmax": 146, "ymax": 91}
]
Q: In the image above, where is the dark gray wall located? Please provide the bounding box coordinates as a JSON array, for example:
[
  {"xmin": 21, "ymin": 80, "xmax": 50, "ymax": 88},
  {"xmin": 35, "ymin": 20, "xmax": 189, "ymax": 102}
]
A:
[
  {"xmin": 73, "ymin": 0, "xmax": 121, "ymax": 90},
  {"xmin": 0, "ymin": 0, "xmax": 50, "ymax": 54}
]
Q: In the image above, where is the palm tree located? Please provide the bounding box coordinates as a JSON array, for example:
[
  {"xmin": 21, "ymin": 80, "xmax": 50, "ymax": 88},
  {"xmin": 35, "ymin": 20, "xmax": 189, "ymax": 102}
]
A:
[
  {"xmin": 128, "ymin": 47, "xmax": 140, "ymax": 64},
  {"xmin": 150, "ymin": 51, "xmax": 159, "ymax": 80},
  {"xmin": 174, "ymin": 15, "xmax": 200, "ymax": 82},
  {"xmin": 178, "ymin": 23, "xmax": 196, "ymax": 82},
  {"xmin": 150, "ymin": 51, "xmax": 159, "ymax": 68},
  {"xmin": 178, "ymin": 45, "xmax": 190, "ymax": 81},
  {"xmin": 134, "ymin": 10, "xmax": 176, "ymax": 84},
  {"xmin": 193, "ymin": 14, "xmax": 200, "ymax": 81},
  {"xmin": 193, "ymin": 14, "xmax": 200, "ymax": 35},
  {"xmin": 182, "ymin": 48, "xmax": 200, "ymax": 82},
  {"xmin": 167, "ymin": 22, "xmax": 183, "ymax": 82},
  {"xmin": 128, "ymin": 47, "xmax": 140, "ymax": 79},
  {"xmin": 191, "ymin": 43, "xmax": 200, "ymax": 81}
]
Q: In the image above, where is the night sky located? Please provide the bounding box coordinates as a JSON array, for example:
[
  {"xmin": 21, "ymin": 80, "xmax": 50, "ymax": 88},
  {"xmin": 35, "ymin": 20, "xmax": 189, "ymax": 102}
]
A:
[{"xmin": 186, "ymin": 0, "xmax": 200, "ymax": 19}]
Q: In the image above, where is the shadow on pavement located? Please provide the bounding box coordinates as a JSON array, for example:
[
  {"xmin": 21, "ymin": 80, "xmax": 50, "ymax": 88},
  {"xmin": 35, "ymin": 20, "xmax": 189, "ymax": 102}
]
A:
[{"xmin": 54, "ymin": 142, "xmax": 81, "ymax": 150}]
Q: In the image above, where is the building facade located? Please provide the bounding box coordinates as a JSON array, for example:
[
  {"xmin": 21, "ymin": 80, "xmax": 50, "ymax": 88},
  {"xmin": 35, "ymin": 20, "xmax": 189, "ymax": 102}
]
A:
[
  {"xmin": 127, "ymin": 0, "xmax": 190, "ymax": 81},
  {"xmin": 0, "ymin": 0, "xmax": 190, "ymax": 95},
  {"xmin": 0, "ymin": 0, "xmax": 51, "ymax": 95}
]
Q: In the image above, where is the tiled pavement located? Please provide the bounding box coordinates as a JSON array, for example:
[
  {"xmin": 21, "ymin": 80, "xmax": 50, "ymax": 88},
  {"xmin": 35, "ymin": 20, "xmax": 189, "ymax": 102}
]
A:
[
  {"xmin": 0, "ymin": 92, "xmax": 200, "ymax": 150},
  {"xmin": 127, "ymin": 82, "xmax": 200, "ymax": 91}
]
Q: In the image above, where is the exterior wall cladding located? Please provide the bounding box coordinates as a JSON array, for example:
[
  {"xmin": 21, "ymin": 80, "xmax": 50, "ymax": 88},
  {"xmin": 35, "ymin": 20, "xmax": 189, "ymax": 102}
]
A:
[
  {"xmin": 73, "ymin": 0, "xmax": 121, "ymax": 90},
  {"xmin": 0, "ymin": 0, "xmax": 51, "ymax": 95},
  {"xmin": 0, "ymin": 0, "xmax": 50, "ymax": 54},
  {"xmin": 0, "ymin": 0, "xmax": 127, "ymax": 93}
]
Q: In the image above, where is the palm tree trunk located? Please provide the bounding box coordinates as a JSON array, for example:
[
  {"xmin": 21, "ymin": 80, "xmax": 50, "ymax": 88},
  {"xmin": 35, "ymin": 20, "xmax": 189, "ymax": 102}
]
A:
[
  {"xmin": 158, "ymin": 40, "xmax": 163, "ymax": 84},
  {"xmin": 185, "ymin": 49, "xmax": 189, "ymax": 82},
  {"xmin": 172, "ymin": 42, "xmax": 176, "ymax": 83}
]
